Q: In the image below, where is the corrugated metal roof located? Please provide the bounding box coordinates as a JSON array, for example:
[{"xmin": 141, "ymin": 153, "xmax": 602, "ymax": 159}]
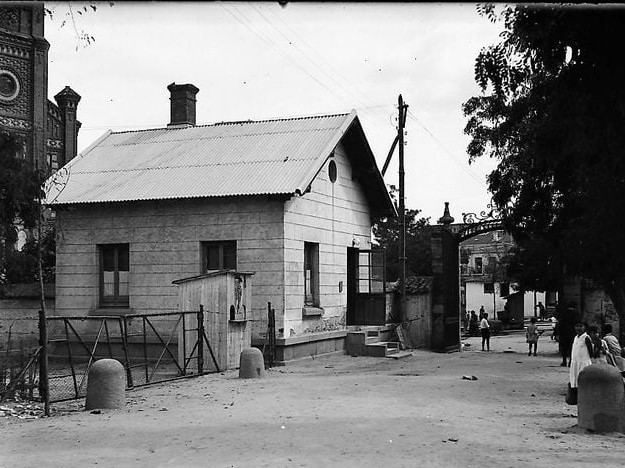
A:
[{"xmin": 46, "ymin": 112, "xmax": 358, "ymax": 205}]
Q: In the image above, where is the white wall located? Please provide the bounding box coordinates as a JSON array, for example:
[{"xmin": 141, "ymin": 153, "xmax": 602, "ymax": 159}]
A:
[
  {"xmin": 283, "ymin": 141, "xmax": 373, "ymax": 336},
  {"xmin": 54, "ymin": 197, "xmax": 285, "ymax": 338},
  {"xmin": 465, "ymin": 281, "xmax": 545, "ymax": 318}
]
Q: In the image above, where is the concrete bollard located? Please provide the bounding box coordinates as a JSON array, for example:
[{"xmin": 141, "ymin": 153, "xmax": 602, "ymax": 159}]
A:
[
  {"xmin": 239, "ymin": 348, "xmax": 266, "ymax": 379},
  {"xmin": 578, "ymin": 363, "xmax": 625, "ymax": 433},
  {"xmin": 85, "ymin": 359, "xmax": 126, "ymax": 410}
]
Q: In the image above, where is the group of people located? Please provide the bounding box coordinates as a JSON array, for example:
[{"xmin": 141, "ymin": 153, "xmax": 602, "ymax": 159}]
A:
[
  {"xmin": 524, "ymin": 308, "xmax": 623, "ymax": 403},
  {"xmin": 465, "ymin": 306, "xmax": 491, "ymax": 351},
  {"xmin": 566, "ymin": 321, "xmax": 625, "ymax": 401}
]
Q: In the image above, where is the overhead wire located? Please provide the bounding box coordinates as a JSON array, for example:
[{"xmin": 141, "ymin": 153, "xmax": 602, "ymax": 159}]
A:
[
  {"xmin": 250, "ymin": 3, "xmax": 394, "ymax": 126},
  {"xmin": 406, "ymin": 109, "xmax": 489, "ymax": 189},
  {"xmin": 263, "ymin": 4, "xmax": 404, "ymax": 131},
  {"xmin": 220, "ymin": 3, "xmax": 363, "ymax": 111},
  {"xmin": 223, "ymin": 2, "xmax": 398, "ymax": 136}
]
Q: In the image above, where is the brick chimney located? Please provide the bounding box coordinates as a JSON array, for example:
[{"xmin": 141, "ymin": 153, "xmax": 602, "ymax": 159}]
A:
[
  {"xmin": 54, "ymin": 86, "xmax": 81, "ymax": 166},
  {"xmin": 167, "ymin": 82, "xmax": 199, "ymax": 127}
]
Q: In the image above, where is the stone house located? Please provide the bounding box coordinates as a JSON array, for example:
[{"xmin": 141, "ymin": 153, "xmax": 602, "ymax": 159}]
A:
[
  {"xmin": 460, "ymin": 230, "xmax": 547, "ymax": 320},
  {"xmin": 47, "ymin": 83, "xmax": 395, "ymax": 362}
]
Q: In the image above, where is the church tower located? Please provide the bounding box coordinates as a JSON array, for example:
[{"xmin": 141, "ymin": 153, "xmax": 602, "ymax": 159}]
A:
[
  {"xmin": 0, "ymin": 3, "xmax": 49, "ymax": 169},
  {"xmin": 0, "ymin": 2, "xmax": 80, "ymax": 173}
]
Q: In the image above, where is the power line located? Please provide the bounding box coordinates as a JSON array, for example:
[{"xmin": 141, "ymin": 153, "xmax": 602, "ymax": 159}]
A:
[
  {"xmin": 406, "ymin": 109, "xmax": 488, "ymax": 189},
  {"xmin": 221, "ymin": 3, "xmax": 358, "ymax": 109},
  {"xmin": 224, "ymin": 3, "xmax": 395, "ymax": 130},
  {"xmin": 251, "ymin": 3, "xmax": 390, "ymax": 123}
]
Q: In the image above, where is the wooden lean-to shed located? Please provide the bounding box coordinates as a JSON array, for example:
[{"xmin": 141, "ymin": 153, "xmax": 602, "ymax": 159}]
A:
[{"xmin": 173, "ymin": 271, "xmax": 254, "ymax": 371}]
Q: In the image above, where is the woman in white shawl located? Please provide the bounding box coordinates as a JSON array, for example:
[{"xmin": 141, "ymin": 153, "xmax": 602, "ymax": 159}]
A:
[{"xmin": 570, "ymin": 322, "xmax": 593, "ymax": 389}]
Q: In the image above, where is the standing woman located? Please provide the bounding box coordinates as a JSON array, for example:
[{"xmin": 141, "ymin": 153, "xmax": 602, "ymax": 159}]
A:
[
  {"xmin": 570, "ymin": 322, "xmax": 593, "ymax": 392},
  {"xmin": 480, "ymin": 312, "xmax": 491, "ymax": 351}
]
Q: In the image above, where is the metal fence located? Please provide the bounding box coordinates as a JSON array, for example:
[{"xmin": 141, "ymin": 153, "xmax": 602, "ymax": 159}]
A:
[
  {"xmin": 0, "ymin": 344, "xmax": 42, "ymax": 402},
  {"xmin": 44, "ymin": 309, "xmax": 218, "ymax": 403}
]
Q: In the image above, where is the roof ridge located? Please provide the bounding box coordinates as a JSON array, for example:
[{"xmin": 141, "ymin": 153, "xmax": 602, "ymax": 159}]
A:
[{"xmin": 108, "ymin": 112, "xmax": 352, "ymax": 135}]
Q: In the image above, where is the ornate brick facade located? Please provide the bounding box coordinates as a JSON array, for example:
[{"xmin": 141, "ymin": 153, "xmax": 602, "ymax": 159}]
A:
[{"xmin": 0, "ymin": 2, "xmax": 80, "ymax": 174}]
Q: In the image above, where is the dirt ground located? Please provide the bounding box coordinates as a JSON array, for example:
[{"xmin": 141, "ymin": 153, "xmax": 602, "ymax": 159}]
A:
[{"xmin": 2, "ymin": 330, "xmax": 625, "ymax": 468}]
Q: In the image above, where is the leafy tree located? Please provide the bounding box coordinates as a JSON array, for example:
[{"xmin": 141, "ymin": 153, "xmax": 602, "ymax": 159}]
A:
[
  {"xmin": 372, "ymin": 186, "xmax": 432, "ymax": 281},
  {"xmin": 463, "ymin": 5, "xmax": 625, "ymax": 325},
  {"xmin": 0, "ymin": 132, "xmax": 43, "ymax": 288}
]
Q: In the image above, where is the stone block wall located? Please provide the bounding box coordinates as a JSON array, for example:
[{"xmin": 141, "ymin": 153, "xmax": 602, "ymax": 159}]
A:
[
  {"xmin": 54, "ymin": 197, "xmax": 284, "ymax": 338},
  {"xmin": 283, "ymin": 141, "xmax": 372, "ymax": 337}
]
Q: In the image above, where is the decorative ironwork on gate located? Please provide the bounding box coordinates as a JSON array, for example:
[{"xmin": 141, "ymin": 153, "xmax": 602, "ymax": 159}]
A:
[{"xmin": 458, "ymin": 201, "xmax": 504, "ymax": 241}]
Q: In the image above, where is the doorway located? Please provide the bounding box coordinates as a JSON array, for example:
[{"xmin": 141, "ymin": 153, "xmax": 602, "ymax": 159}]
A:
[{"xmin": 346, "ymin": 248, "xmax": 386, "ymax": 326}]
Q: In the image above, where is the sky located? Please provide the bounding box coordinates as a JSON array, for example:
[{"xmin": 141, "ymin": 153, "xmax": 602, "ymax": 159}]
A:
[{"xmin": 45, "ymin": 1, "xmax": 503, "ymax": 222}]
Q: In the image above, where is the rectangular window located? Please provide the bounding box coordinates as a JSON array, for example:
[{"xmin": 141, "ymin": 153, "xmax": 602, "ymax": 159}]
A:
[
  {"xmin": 99, "ymin": 244, "xmax": 129, "ymax": 307},
  {"xmin": 474, "ymin": 257, "xmax": 483, "ymax": 274},
  {"xmin": 358, "ymin": 250, "xmax": 385, "ymax": 294},
  {"xmin": 202, "ymin": 241, "xmax": 237, "ymax": 272},
  {"xmin": 484, "ymin": 282, "xmax": 494, "ymax": 294},
  {"xmin": 304, "ymin": 242, "xmax": 319, "ymax": 306}
]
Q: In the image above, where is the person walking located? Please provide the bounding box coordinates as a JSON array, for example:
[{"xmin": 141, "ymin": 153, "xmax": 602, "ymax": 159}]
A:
[
  {"xmin": 558, "ymin": 304, "xmax": 577, "ymax": 367},
  {"xmin": 526, "ymin": 317, "xmax": 540, "ymax": 356},
  {"xmin": 570, "ymin": 322, "xmax": 593, "ymax": 391},
  {"xmin": 480, "ymin": 312, "xmax": 491, "ymax": 351},
  {"xmin": 469, "ymin": 310, "xmax": 478, "ymax": 337}
]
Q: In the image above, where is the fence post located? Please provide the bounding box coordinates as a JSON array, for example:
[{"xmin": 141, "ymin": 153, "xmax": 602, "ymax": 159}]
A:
[
  {"xmin": 38, "ymin": 309, "xmax": 50, "ymax": 416},
  {"xmin": 120, "ymin": 317, "xmax": 134, "ymax": 388},
  {"xmin": 265, "ymin": 302, "xmax": 276, "ymax": 368},
  {"xmin": 197, "ymin": 305, "xmax": 205, "ymax": 376},
  {"xmin": 270, "ymin": 306, "xmax": 276, "ymax": 367}
]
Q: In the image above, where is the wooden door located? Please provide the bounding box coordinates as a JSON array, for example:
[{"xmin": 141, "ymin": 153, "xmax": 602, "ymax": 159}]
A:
[{"xmin": 347, "ymin": 248, "xmax": 386, "ymax": 326}]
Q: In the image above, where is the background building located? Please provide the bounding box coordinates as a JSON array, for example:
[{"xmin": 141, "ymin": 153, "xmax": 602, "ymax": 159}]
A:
[
  {"xmin": 460, "ymin": 230, "xmax": 546, "ymax": 320},
  {"xmin": 0, "ymin": 3, "xmax": 80, "ymax": 174}
]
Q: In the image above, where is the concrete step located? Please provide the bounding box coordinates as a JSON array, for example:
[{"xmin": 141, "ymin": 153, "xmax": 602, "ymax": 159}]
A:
[
  {"xmin": 366, "ymin": 341, "xmax": 400, "ymax": 358},
  {"xmin": 387, "ymin": 350, "xmax": 413, "ymax": 359}
]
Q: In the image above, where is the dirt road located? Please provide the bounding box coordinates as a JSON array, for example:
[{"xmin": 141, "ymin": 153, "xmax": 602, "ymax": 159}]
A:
[{"xmin": 2, "ymin": 331, "xmax": 624, "ymax": 467}]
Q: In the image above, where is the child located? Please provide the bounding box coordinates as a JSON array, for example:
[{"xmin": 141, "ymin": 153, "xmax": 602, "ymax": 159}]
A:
[
  {"xmin": 526, "ymin": 317, "xmax": 539, "ymax": 356},
  {"xmin": 480, "ymin": 312, "xmax": 490, "ymax": 351},
  {"xmin": 569, "ymin": 322, "xmax": 593, "ymax": 391},
  {"xmin": 587, "ymin": 325, "xmax": 607, "ymax": 364}
]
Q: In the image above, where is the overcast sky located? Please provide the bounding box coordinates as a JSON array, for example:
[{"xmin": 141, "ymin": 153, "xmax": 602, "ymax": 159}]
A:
[{"xmin": 45, "ymin": 1, "xmax": 503, "ymax": 222}]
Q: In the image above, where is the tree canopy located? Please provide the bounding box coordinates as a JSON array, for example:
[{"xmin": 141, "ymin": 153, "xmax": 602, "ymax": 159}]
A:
[
  {"xmin": 0, "ymin": 132, "xmax": 45, "ymax": 287},
  {"xmin": 372, "ymin": 186, "xmax": 432, "ymax": 281},
  {"xmin": 463, "ymin": 5, "xmax": 625, "ymax": 320}
]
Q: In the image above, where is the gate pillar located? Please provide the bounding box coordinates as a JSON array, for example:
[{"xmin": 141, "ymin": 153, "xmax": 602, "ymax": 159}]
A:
[{"xmin": 430, "ymin": 204, "xmax": 461, "ymax": 352}]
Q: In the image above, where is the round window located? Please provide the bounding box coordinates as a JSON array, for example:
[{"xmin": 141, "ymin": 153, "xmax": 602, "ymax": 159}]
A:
[
  {"xmin": 328, "ymin": 160, "xmax": 337, "ymax": 183},
  {"xmin": 0, "ymin": 70, "xmax": 20, "ymax": 102}
]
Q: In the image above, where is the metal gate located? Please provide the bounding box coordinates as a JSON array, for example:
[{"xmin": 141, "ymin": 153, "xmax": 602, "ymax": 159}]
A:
[{"xmin": 45, "ymin": 309, "xmax": 218, "ymax": 403}]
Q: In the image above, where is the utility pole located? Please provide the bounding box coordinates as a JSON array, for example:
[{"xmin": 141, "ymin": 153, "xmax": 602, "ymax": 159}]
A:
[
  {"xmin": 398, "ymin": 95, "xmax": 408, "ymax": 323},
  {"xmin": 381, "ymin": 95, "xmax": 409, "ymax": 323}
]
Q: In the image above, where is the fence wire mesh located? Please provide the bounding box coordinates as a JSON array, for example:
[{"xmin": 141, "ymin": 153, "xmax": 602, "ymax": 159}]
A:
[
  {"xmin": 46, "ymin": 316, "xmax": 127, "ymax": 402},
  {"xmin": 44, "ymin": 311, "xmax": 208, "ymax": 402}
]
